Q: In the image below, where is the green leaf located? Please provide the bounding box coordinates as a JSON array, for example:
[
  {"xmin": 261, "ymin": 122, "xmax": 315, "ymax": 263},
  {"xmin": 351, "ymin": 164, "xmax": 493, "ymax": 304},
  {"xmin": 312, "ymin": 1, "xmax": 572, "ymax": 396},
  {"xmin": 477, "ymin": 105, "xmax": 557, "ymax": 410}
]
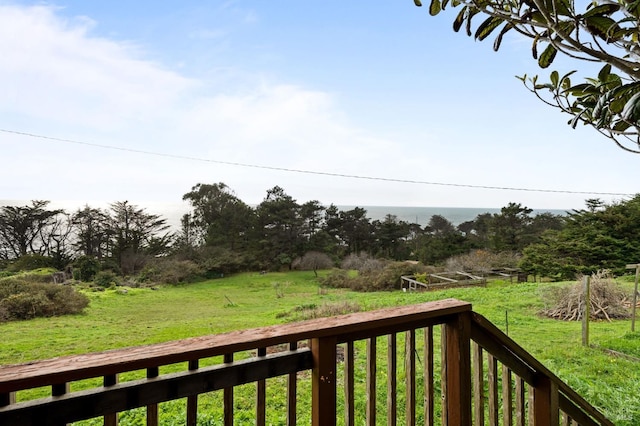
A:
[
  {"xmin": 475, "ymin": 16, "xmax": 504, "ymax": 41},
  {"xmin": 453, "ymin": 7, "xmax": 466, "ymax": 32},
  {"xmin": 414, "ymin": 0, "xmax": 423, "ymax": 6},
  {"xmin": 582, "ymin": 3, "xmax": 621, "ymax": 18},
  {"xmin": 493, "ymin": 23, "xmax": 512, "ymax": 51},
  {"xmin": 613, "ymin": 120, "xmax": 632, "ymax": 132},
  {"xmin": 538, "ymin": 44, "xmax": 557, "ymax": 68},
  {"xmin": 598, "ymin": 64, "xmax": 612, "ymax": 82},
  {"xmin": 609, "ymin": 83, "xmax": 640, "ymax": 113},
  {"xmin": 584, "ymin": 16, "xmax": 622, "ymax": 41},
  {"xmin": 592, "ymin": 90, "xmax": 616, "ymax": 119},
  {"xmin": 550, "ymin": 71, "xmax": 559, "ymax": 87},
  {"xmin": 621, "ymin": 92, "xmax": 640, "ymax": 124},
  {"xmin": 429, "ymin": 0, "xmax": 441, "ymax": 15}
]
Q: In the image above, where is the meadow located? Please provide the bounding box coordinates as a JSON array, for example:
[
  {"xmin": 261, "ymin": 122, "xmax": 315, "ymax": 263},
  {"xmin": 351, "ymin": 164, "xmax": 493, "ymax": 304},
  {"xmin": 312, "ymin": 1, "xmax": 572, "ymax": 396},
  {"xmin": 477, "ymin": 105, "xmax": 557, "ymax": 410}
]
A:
[{"xmin": 1, "ymin": 272, "xmax": 639, "ymax": 424}]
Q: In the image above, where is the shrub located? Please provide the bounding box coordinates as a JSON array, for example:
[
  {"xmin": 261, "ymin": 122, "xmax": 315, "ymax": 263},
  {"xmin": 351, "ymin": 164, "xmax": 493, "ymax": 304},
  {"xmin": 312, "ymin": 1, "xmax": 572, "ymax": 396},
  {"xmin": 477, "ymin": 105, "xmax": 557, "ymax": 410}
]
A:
[
  {"xmin": 321, "ymin": 261, "xmax": 434, "ymax": 292},
  {"xmin": 93, "ymin": 271, "xmax": 120, "ymax": 288},
  {"xmin": 138, "ymin": 258, "xmax": 204, "ymax": 285},
  {"xmin": 74, "ymin": 256, "xmax": 101, "ymax": 281},
  {"xmin": 445, "ymin": 250, "xmax": 521, "ymax": 273},
  {"xmin": 8, "ymin": 254, "xmax": 54, "ymax": 272},
  {"xmin": 0, "ymin": 277, "xmax": 89, "ymax": 321},
  {"xmin": 340, "ymin": 253, "xmax": 387, "ymax": 272}
]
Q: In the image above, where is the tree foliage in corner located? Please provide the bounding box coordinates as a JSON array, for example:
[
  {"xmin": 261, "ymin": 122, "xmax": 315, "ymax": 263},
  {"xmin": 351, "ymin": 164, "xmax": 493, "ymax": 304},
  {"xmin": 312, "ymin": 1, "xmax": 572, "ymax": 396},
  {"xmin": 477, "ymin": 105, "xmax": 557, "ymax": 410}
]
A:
[{"xmin": 414, "ymin": 0, "xmax": 640, "ymax": 153}]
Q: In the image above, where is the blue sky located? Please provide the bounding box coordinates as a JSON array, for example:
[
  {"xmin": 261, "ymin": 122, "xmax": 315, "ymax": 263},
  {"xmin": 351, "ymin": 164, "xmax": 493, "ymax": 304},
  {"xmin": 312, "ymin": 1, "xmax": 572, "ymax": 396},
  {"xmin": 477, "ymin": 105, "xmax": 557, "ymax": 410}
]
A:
[{"xmin": 1, "ymin": 1, "xmax": 637, "ymax": 212}]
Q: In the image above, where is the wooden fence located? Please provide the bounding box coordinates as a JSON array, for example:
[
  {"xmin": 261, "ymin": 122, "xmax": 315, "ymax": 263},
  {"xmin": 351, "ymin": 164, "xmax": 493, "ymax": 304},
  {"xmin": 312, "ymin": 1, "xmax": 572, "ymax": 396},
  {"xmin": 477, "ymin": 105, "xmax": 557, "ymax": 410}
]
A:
[{"xmin": 0, "ymin": 299, "xmax": 612, "ymax": 425}]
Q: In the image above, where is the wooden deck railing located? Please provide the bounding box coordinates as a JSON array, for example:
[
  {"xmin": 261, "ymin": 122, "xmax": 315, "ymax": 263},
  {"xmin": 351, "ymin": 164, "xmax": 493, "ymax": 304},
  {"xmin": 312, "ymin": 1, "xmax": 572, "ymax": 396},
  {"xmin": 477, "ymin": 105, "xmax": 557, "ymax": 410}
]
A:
[{"xmin": 0, "ymin": 299, "xmax": 613, "ymax": 425}]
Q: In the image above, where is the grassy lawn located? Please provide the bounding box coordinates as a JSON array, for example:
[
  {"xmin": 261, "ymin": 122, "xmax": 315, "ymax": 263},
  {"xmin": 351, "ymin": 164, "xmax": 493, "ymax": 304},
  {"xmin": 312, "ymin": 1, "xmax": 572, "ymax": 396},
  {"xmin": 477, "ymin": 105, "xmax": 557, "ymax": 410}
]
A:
[{"xmin": 1, "ymin": 272, "xmax": 639, "ymax": 424}]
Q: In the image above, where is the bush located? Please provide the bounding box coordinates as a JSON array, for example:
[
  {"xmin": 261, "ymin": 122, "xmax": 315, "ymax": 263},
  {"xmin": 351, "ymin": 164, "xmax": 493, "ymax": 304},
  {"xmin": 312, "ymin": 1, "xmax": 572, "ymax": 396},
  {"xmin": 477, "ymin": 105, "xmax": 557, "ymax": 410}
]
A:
[
  {"xmin": 340, "ymin": 253, "xmax": 387, "ymax": 272},
  {"xmin": 74, "ymin": 256, "xmax": 101, "ymax": 281},
  {"xmin": 93, "ymin": 271, "xmax": 120, "ymax": 288},
  {"xmin": 0, "ymin": 277, "xmax": 89, "ymax": 321},
  {"xmin": 138, "ymin": 258, "xmax": 204, "ymax": 285},
  {"xmin": 321, "ymin": 261, "xmax": 434, "ymax": 292},
  {"xmin": 8, "ymin": 254, "xmax": 54, "ymax": 272},
  {"xmin": 445, "ymin": 250, "xmax": 521, "ymax": 273}
]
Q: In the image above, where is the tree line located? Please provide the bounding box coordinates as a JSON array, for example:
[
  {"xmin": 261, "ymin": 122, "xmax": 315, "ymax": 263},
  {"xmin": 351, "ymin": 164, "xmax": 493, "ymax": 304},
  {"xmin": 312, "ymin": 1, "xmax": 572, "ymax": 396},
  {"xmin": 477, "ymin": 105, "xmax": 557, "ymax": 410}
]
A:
[{"xmin": 2, "ymin": 184, "xmax": 639, "ymax": 280}]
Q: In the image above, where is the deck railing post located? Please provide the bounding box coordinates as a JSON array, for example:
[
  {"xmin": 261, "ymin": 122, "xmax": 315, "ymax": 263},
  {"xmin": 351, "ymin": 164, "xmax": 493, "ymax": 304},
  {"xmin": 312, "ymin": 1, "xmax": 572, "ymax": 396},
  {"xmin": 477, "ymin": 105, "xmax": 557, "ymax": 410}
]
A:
[
  {"xmin": 443, "ymin": 312, "xmax": 472, "ymax": 426},
  {"xmin": 532, "ymin": 376, "xmax": 559, "ymax": 426},
  {"xmin": 311, "ymin": 336, "xmax": 337, "ymax": 426}
]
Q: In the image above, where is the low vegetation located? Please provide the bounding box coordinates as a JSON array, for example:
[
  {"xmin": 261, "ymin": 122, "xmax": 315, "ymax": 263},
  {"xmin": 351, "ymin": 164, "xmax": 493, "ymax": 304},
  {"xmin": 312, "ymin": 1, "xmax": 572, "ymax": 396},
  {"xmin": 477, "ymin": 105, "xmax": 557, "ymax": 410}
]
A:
[{"xmin": 1, "ymin": 271, "xmax": 640, "ymax": 424}]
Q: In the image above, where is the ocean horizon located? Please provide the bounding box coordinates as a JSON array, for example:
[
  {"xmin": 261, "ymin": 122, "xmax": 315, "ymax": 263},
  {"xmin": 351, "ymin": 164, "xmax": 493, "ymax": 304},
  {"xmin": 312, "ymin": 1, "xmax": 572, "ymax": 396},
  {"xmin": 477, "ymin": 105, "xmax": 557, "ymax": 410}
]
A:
[{"xmin": 0, "ymin": 200, "xmax": 569, "ymax": 229}]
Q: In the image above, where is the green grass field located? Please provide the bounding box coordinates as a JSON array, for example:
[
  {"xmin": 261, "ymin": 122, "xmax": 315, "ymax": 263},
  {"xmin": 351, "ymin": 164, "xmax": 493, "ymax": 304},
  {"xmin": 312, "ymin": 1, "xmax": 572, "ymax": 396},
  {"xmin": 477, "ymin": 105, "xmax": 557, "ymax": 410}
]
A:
[{"xmin": 1, "ymin": 272, "xmax": 639, "ymax": 424}]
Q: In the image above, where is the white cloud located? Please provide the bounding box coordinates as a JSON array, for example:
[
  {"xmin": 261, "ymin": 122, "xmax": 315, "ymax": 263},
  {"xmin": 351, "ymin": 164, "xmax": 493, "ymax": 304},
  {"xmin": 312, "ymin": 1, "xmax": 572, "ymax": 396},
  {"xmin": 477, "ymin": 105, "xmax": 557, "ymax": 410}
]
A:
[{"xmin": 0, "ymin": 4, "xmax": 408, "ymax": 207}]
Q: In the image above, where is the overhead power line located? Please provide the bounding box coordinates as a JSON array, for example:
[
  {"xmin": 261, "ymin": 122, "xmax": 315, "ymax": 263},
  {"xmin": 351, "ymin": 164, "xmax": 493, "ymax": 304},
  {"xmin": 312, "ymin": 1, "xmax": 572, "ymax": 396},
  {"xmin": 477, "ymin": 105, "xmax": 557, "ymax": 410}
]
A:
[{"xmin": 1, "ymin": 128, "xmax": 634, "ymax": 197}]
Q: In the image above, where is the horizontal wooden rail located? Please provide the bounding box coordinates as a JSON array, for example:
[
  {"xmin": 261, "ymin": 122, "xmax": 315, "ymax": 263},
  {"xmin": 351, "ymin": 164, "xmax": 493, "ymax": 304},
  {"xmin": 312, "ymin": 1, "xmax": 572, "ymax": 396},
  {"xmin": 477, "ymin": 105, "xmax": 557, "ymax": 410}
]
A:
[
  {"xmin": 0, "ymin": 298, "xmax": 614, "ymax": 426},
  {"xmin": 0, "ymin": 299, "xmax": 469, "ymax": 394},
  {"xmin": 0, "ymin": 350, "xmax": 313, "ymax": 426}
]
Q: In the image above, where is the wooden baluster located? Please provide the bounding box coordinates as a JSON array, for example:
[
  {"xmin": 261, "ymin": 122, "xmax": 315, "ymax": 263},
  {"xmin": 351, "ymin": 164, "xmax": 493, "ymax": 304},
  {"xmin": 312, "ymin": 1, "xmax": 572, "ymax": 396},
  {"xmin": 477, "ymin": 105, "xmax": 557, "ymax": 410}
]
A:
[
  {"xmin": 0, "ymin": 391, "xmax": 16, "ymax": 407},
  {"xmin": 424, "ymin": 327, "xmax": 434, "ymax": 426},
  {"xmin": 472, "ymin": 342, "xmax": 485, "ymax": 426},
  {"xmin": 487, "ymin": 354, "xmax": 499, "ymax": 426},
  {"xmin": 442, "ymin": 312, "xmax": 472, "ymax": 426},
  {"xmin": 146, "ymin": 366, "xmax": 159, "ymax": 426},
  {"xmin": 502, "ymin": 365, "xmax": 513, "ymax": 426},
  {"xmin": 287, "ymin": 343, "xmax": 297, "ymax": 426},
  {"xmin": 561, "ymin": 412, "xmax": 571, "ymax": 426},
  {"xmin": 257, "ymin": 347, "xmax": 267, "ymax": 426},
  {"xmin": 528, "ymin": 385, "xmax": 535, "ymax": 425},
  {"xmin": 344, "ymin": 341, "xmax": 355, "ymax": 426},
  {"xmin": 405, "ymin": 329, "xmax": 416, "ymax": 426},
  {"xmin": 440, "ymin": 327, "xmax": 447, "ymax": 426},
  {"xmin": 366, "ymin": 337, "xmax": 377, "ymax": 426},
  {"xmin": 387, "ymin": 333, "xmax": 397, "ymax": 426},
  {"xmin": 532, "ymin": 376, "xmax": 559, "ymax": 426},
  {"xmin": 224, "ymin": 353, "xmax": 234, "ymax": 426},
  {"xmin": 104, "ymin": 374, "xmax": 119, "ymax": 426},
  {"xmin": 52, "ymin": 382, "xmax": 70, "ymax": 426},
  {"xmin": 515, "ymin": 376, "xmax": 526, "ymax": 426},
  {"xmin": 186, "ymin": 360, "xmax": 199, "ymax": 426},
  {"xmin": 311, "ymin": 336, "xmax": 337, "ymax": 426}
]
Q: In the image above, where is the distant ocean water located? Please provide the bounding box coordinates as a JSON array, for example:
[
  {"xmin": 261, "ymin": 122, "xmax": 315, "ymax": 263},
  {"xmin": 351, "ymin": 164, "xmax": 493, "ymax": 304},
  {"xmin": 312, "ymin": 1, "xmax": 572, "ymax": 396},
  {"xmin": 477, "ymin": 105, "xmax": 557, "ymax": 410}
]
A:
[
  {"xmin": 0, "ymin": 200, "xmax": 568, "ymax": 229},
  {"xmin": 338, "ymin": 206, "xmax": 568, "ymax": 227}
]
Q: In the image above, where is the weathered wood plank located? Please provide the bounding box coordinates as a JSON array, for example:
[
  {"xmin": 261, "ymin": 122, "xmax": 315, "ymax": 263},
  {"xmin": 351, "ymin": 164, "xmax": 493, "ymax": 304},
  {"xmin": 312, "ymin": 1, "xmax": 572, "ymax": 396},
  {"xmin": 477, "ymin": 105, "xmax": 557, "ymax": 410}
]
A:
[
  {"xmin": 366, "ymin": 337, "xmax": 376, "ymax": 426},
  {"xmin": 0, "ymin": 350, "xmax": 313, "ymax": 426},
  {"xmin": 0, "ymin": 300, "xmax": 471, "ymax": 394},
  {"xmin": 532, "ymin": 376, "xmax": 558, "ymax": 426},
  {"xmin": 387, "ymin": 334, "xmax": 397, "ymax": 426},
  {"xmin": 344, "ymin": 341, "xmax": 355, "ymax": 426},
  {"xmin": 186, "ymin": 360, "xmax": 198, "ymax": 426},
  {"xmin": 502, "ymin": 365, "xmax": 513, "ymax": 426},
  {"xmin": 146, "ymin": 367, "xmax": 159, "ymax": 426},
  {"xmin": 424, "ymin": 327, "xmax": 434, "ymax": 426},
  {"xmin": 405, "ymin": 329, "xmax": 415, "ymax": 426},
  {"xmin": 286, "ymin": 343, "xmax": 296, "ymax": 426},
  {"xmin": 515, "ymin": 375, "xmax": 525, "ymax": 426},
  {"xmin": 487, "ymin": 354, "xmax": 499, "ymax": 426},
  {"xmin": 443, "ymin": 312, "xmax": 471, "ymax": 426},
  {"xmin": 257, "ymin": 347, "xmax": 266, "ymax": 426},
  {"xmin": 311, "ymin": 338, "xmax": 337, "ymax": 426},
  {"xmin": 472, "ymin": 342, "xmax": 484, "ymax": 426},
  {"xmin": 103, "ymin": 374, "xmax": 118, "ymax": 426},
  {"xmin": 223, "ymin": 353, "xmax": 233, "ymax": 426}
]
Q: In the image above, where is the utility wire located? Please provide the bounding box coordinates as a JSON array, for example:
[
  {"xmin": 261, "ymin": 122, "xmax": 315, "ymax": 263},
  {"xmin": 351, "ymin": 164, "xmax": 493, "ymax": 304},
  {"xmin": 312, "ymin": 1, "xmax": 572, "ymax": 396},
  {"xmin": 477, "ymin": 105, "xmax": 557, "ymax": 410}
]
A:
[{"xmin": 1, "ymin": 128, "xmax": 634, "ymax": 197}]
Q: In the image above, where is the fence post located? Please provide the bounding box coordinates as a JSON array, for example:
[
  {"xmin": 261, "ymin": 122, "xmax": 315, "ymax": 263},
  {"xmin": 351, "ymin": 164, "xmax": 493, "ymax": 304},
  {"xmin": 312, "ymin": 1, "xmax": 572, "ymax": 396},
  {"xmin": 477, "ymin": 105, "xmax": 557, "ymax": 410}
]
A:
[
  {"xmin": 311, "ymin": 336, "xmax": 337, "ymax": 426},
  {"xmin": 443, "ymin": 311, "xmax": 472, "ymax": 426},
  {"xmin": 582, "ymin": 275, "xmax": 590, "ymax": 346}
]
